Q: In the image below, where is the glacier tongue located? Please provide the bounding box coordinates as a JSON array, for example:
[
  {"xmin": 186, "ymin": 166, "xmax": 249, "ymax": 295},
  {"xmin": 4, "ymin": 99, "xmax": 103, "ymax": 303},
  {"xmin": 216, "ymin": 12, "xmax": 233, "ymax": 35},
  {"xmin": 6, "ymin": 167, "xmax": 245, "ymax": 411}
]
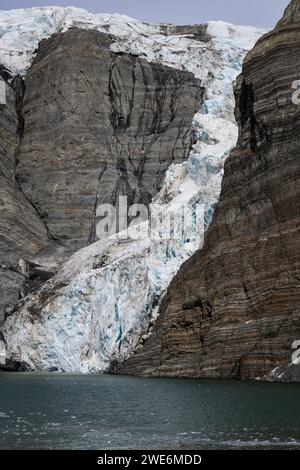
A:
[{"xmin": 0, "ymin": 7, "xmax": 265, "ymax": 372}]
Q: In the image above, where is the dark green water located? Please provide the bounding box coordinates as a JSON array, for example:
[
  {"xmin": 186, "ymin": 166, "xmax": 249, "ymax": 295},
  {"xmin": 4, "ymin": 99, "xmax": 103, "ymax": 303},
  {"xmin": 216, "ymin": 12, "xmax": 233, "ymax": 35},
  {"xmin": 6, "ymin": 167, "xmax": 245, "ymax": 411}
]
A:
[{"xmin": 0, "ymin": 373, "xmax": 300, "ymax": 449}]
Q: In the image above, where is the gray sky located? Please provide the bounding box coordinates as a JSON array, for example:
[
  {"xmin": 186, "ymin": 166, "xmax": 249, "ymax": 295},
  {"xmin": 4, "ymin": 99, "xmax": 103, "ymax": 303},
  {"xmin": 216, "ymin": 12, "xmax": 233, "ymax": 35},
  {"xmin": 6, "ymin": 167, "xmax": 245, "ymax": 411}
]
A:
[{"xmin": 0, "ymin": 1, "xmax": 291, "ymax": 28}]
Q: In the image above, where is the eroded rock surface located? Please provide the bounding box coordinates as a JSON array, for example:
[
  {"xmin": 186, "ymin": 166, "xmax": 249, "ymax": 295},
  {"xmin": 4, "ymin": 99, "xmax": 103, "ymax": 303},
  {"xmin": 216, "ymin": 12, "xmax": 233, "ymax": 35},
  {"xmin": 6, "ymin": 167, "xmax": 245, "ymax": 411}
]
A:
[
  {"xmin": 0, "ymin": 17, "xmax": 264, "ymax": 372},
  {"xmin": 118, "ymin": 0, "xmax": 300, "ymax": 381},
  {"xmin": 16, "ymin": 28, "xmax": 202, "ymax": 251},
  {"xmin": 0, "ymin": 26, "xmax": 202, "ymax": 321},
  {"xmin": 0, "ymin": 73, "xmax": 49, "ymax": 320}
]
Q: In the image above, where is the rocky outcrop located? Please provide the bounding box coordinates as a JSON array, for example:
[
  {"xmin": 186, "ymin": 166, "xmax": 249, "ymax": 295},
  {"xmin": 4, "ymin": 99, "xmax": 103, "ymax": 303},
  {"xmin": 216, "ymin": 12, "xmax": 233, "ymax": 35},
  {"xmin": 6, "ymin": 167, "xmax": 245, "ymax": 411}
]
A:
[
  {"xmin": 277, "ymin": 0, "xmax": 300, "ymax": 26},
  {"xmin": 0, "ymin": 16, "xmax": 264, "ymax": 372},
  {"xmin": 16, "ymin": 28, "xmax": 202, "ymax": 251},
  {"xmin": 118, "ymin": 0, "xmax": 300, "ymax": 381},
  {"xmin": 0, "ymin": 26, "xmax": 202, "ymax": 320},
  {"xmin": 0, "ymin": 73, "xmax": 49, "ymax": 320}
]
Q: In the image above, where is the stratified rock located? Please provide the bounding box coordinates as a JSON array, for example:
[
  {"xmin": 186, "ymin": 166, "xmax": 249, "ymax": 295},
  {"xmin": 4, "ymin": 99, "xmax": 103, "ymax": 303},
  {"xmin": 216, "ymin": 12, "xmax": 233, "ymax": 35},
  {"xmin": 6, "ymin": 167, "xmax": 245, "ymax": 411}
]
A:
[
  {"xmin": 16, "ymin": 28, "xmax": 202, "ymax": 251},
  {"xmin": 0, "ymin": 26, "xmax": 202, "ymax": 321},
  {"xmin": 0, "ymin": 71, "xmax": 18, "ymax": 178},
  {"xmin": 277, "ymin": 0, "xmax": 300, "ymax": 26},
  {"xmin": 118, "ymin": 0, "xmax": 300, "ymax": 380},
  {"xmin": 0, "ymin": 74, "xmax": 49, "ymax": 320},
  {"xmin": 0, "ymin": 12, "xmax": 263, "ymax": 372}
]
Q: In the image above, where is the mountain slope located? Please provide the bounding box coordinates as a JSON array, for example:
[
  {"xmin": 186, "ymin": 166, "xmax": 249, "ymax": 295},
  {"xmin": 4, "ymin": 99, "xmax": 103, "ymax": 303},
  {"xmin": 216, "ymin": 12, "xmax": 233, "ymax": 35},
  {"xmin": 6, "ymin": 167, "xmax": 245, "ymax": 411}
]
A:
[
  {"xmin": 15, "ymin": 27, "xmax": 201, "ymax": 251},
  {"xmin": 0, "ymin": 7, "xmax": 263, "ymax": 371},
  {"xmin": 117, "ymin": 0, "xmax": 300, "ymax": 381},
  {"xmin": 0, "ymin": 72, "xmax": 50, "ymax": 322}
]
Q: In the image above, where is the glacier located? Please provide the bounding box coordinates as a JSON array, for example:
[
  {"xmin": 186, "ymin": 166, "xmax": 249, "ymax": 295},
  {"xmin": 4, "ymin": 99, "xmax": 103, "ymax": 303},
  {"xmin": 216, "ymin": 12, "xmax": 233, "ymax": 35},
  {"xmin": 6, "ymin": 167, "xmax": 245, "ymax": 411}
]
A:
[{"xmin": 0, "ymin": 7, "xmax": 265, "ymax": 372}]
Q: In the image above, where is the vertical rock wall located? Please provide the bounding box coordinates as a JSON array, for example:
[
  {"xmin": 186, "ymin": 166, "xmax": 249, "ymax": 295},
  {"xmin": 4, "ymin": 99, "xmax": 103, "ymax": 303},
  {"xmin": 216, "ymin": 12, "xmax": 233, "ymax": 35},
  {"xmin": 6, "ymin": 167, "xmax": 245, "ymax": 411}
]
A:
[
  {"xmin": 16, "ymin": 28, "xmax": 202, "ymax": 251},
  {"xmin": 118, "ymin": 0, "xmax": 300, "ymax": 381}
]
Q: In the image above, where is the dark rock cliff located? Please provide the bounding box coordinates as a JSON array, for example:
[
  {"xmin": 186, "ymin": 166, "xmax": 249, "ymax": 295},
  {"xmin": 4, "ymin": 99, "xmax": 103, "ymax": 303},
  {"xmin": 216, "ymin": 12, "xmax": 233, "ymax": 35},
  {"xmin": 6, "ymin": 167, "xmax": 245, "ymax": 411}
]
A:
[
  {"xmin": 15, "ymin": 28, "xmax": 202, "ymax": 251},
  {"xmin": 0, "ymin": 28, "xmax": 202, "ymax": 318},
  {"xmin": 0, "ymin": 74, "xmax": 49, "ymax": 320},
  {"xmin": 117, "ymin": 0, "xmax": 300, "ymax": 381}
]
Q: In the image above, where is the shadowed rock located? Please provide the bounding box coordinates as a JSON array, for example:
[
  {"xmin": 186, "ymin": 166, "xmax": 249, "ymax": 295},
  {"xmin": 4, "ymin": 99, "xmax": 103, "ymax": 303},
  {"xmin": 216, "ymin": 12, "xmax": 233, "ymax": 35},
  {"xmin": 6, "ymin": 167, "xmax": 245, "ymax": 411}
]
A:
[
  {"xmin": 0, "ymin": 27, "xmax": 203, "ymax": 319},
  {"xmin": 16, "ymin": 28, "xmax": 203, "ymax": 251},
  {"xmin": 0, "ymin": 75, "xmax": 49, "ymax": 320},
  {"xmin": 117, "ymin": 0, "xmax": 300, "ymax": 381}
]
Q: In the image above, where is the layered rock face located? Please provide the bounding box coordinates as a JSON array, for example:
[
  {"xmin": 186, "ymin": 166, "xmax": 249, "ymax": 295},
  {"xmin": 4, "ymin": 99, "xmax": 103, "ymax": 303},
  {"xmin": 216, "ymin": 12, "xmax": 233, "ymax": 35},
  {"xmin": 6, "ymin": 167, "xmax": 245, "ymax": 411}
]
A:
[
  {"xmin": 0, "ymin": 74, "xmax": 49, "ymax": 320},
  {"xmin": 16, "ymin": 28, "xmax": 202, "ymax": 250},
  {"xmin": 0, "ymin": 25, "xmax": 201, "ymax": 321},
  {"xmin": 118, "ymin": 0, "xmax": 300, "ymax": 381},
  {"xmin": 0, "ymin": 11, "xmax": 264, "ymax": 371}
]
